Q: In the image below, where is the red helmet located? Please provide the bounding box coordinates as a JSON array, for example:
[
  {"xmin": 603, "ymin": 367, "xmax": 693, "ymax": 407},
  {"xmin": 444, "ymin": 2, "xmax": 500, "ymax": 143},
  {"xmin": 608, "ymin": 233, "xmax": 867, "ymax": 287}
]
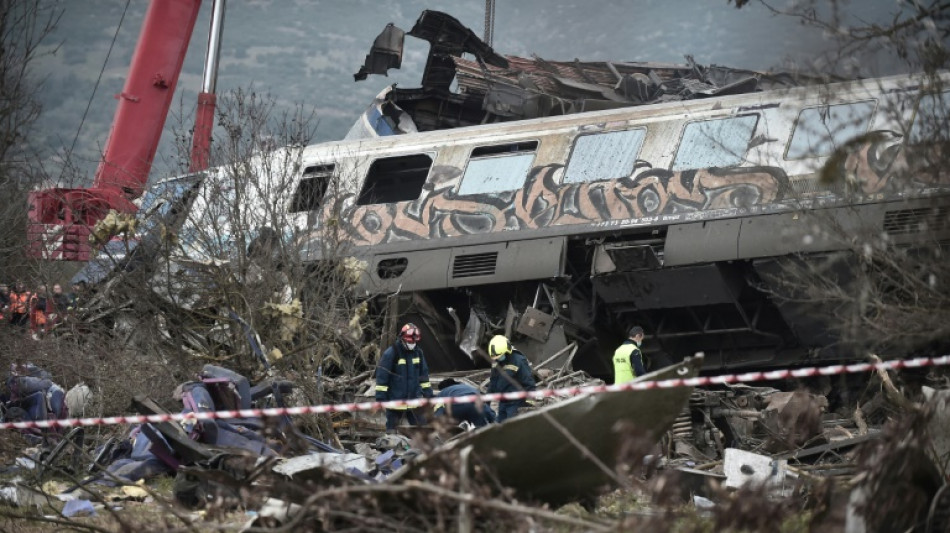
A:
[{"xmin": 400, "ymin": 323, "xmax": 421, "ymax": 343}]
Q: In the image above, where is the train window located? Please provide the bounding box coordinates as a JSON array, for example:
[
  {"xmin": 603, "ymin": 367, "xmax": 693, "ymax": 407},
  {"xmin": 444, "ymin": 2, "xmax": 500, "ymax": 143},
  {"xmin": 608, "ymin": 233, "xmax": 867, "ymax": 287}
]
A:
[
  {"xmin": 458, "ymin": 141, "xmax": 538, "ymax": 195},
  {"xmin": 786, "ymin": 101, "xmax": 876, "ymax": 159},
  {"xmin": 356, "ymin": 154, "xmax": 432, "ymax": 206},
  {"xmin": 377, "ymin": 257, "xmax": 408, "ymax": 279},
  {"xmin": 672, "ymin": 115, "xmax": 758, "ymax": 171},
  {"xmin": 290, "ymin": 164, "xmax": 334, "ymax": 212},
  {"xmin": 909, "ymin": 91, "xmax": 950, "ymax": 144},
  {"xmin": 470, "ymin": 141, "xmax": 538, "ymax": 157},
  {"xmin": 564, "ymin": 129, "xmax": 646, "ymax": 183}
]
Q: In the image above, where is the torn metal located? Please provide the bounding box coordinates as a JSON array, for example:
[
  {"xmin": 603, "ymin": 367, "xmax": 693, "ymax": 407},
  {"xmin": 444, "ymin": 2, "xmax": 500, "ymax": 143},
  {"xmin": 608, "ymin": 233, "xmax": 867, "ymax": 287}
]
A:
[
  {"xmin": 392, "ymin": 354, "xmax": 703, "ymax": 506},
  {"xmin": 351, "ymin": 10, "xmax": 813, "ymax": 138}
]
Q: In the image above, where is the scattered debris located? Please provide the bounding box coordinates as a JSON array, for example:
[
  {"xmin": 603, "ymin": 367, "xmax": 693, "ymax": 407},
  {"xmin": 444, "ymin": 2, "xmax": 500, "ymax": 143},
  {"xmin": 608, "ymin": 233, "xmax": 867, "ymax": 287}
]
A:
[
  {"xmin": 5, "ymin": 4, "xmax": 949, "ymax": 531},
  {"xmin": 61, "ymin": 498, "xmax": 96, "ymax": 517},
  {"xmin": 393, "ymin": 354, "xmax": 703, "ymax": 506},
  {"xmin": 723, "ymin": 448, "xmax": 793, "ymax": 497}
]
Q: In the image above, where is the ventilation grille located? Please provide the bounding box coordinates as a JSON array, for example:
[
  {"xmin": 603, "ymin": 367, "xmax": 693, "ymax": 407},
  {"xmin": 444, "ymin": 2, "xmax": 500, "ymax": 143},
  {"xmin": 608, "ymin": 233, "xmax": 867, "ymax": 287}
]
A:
[
  {"xmin": 452, "ymin": 252, "xmax": 498, "ymax": 278},
  {"xmin": 883, "ymin": 207, "xmax": 950, "ymax": 236},
  {"xmin": 789, "ymin": 177, "xmax": 844, "ymax": 196}
]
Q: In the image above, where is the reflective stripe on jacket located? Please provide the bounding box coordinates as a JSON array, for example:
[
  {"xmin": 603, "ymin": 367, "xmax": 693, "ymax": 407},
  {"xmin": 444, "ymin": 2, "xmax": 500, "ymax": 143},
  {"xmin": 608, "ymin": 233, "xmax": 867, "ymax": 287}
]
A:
[
  {"xmin": 488, "ymin": 350, "xmax": 536, "ymax": 397},
  {"xmin": 375, "ymin": 341, "xmax": 433, "ymax": 408}
]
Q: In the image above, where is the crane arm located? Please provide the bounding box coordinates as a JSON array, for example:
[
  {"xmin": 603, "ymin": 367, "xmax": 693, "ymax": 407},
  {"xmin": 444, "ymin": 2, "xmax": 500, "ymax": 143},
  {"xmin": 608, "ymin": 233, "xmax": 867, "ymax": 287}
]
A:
[{"xmin": 28, "ymin": 0, "xmax": 205, "ymax": 260}]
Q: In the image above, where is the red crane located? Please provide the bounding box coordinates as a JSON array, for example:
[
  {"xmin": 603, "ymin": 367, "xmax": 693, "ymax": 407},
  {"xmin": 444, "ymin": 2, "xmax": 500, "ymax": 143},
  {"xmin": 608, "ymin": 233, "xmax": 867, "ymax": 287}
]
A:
[{"xmin": 27, "ymin": 0, "xmax": 224, "ymax": 261}]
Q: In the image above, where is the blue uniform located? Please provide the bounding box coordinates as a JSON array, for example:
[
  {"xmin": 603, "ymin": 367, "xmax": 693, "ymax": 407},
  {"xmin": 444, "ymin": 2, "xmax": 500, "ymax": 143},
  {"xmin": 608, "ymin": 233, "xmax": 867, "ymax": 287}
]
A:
[
  {"xmin": 488, "ymin": 350, "xmax": 536, "ymax": 422},
  {"xmin": 4, "ymin": 365, "xmax": 66, "ymax": 421},
  {"xmin": 375, "ymin": 341, "xmax": 433, "ymax": 430},
  {"xmin": 434, "ymin": 383, "xmax": 496, "ymax": 427}
]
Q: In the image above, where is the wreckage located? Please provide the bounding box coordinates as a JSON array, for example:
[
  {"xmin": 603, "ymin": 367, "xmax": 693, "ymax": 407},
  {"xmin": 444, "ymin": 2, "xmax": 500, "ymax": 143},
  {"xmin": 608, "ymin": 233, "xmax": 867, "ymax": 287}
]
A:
[
  {"xmin": 306, "ymin": 12, "xmax": 950, "ymax": 375},
  {"xmin": 10, "ymin": 4, "xmax": 950, "ymax": 529},
  {"xmin": 1, "ymin": 357, "xmax": 703, "ymax": 511},
  {"xmin": 3, "ymin": 357, "xmax": 948, "ymax": 531},
  {"xmin": 50, "ymin": 9, "xmax": 950, "ymax": 380},
  {"xmin": 393, "ymin": 353, "xmax": 703, "ymax": 506}
]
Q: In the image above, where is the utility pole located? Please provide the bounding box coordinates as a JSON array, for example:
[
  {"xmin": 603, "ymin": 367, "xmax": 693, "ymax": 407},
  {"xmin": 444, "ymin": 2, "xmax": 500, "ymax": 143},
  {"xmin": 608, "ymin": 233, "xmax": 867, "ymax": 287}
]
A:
[{"xmin": 484, "ymin": 0, "xmax": 495, "ymax": 46}]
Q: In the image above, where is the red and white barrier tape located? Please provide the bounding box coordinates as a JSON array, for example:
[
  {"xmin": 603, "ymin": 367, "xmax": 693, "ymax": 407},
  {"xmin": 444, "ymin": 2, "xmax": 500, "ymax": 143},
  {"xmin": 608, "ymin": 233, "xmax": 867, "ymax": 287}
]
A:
[{"xmin": 3, "ymin": 354, "xmax": 949, "ymax": 431}]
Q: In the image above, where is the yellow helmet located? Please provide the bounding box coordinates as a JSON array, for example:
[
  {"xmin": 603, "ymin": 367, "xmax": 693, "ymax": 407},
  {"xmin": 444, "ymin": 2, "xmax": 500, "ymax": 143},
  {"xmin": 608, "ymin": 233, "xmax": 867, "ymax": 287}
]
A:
[{"xmin": 488, "ymin": 335, "xmax": 512, "ymax": 360}]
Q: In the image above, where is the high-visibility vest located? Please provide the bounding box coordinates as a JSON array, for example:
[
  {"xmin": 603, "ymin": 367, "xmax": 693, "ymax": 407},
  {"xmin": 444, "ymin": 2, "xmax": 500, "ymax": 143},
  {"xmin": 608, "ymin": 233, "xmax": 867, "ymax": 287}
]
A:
[
  {"xmin": 9, "ymin": 292, "xmax": 29, "ymax": 314},
  {"xmin": 612, "ymin": 342, "xmax": 640, "ymax": 384}
]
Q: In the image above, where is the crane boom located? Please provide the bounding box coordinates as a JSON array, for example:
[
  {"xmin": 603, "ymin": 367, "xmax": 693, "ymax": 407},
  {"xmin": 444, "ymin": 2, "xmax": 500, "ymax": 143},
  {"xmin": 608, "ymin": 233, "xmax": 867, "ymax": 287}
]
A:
[{"xmin": 27, "ymin": 0, "xmax": 207, "ymax": 260}]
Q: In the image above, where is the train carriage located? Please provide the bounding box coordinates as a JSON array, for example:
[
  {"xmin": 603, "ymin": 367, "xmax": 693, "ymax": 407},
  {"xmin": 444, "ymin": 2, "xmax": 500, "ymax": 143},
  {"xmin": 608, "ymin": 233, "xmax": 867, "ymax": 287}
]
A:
[{"xmin": 289, "ymin": 72, "xmax": 950, "ymax": 373}]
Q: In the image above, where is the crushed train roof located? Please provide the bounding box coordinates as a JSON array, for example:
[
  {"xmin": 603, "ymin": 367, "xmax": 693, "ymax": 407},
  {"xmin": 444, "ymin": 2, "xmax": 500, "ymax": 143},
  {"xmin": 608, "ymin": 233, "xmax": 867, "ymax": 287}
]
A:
[{"xmin": 353, "ymin": 10, "xmax": 823, "ymax": 135}]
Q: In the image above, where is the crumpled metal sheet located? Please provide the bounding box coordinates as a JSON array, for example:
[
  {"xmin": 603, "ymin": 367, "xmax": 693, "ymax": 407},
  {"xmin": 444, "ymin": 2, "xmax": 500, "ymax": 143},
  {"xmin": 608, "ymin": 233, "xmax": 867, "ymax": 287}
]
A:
[
  {"xmin": 393, "ymin": 354, "xmax": 703, "ymax": 505},
  {"xmin": 352, "ymin": 10, "xmax": 811, "ymax": 132},
  {"xmin": 354, "ymin": 23, "xmax": 405, "ymax": 81}
]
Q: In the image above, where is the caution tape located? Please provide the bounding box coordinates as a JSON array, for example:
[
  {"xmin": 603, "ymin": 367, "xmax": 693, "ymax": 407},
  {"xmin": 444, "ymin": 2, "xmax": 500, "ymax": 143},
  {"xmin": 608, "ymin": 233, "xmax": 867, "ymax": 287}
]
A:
[{"xmin": 2, "ymin": 354, "xmax": 949, "ymax": 431}]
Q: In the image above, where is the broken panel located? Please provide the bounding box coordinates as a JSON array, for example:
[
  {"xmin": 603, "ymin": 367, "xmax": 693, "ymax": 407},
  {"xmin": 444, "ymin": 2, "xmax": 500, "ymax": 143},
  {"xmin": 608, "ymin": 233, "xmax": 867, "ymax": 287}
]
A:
[
  {"xmin": 353, "ymin": 23, "xmax": 405, "ymax": 81},
  {"xmin": 515, "ymin": 307, "xmax": 555, "ymax": 342},
  {"xmin": 673, "ymin": 115, "xmax": 759, "ymax": 171},
  {"xmin": 393, "ymin": 354, "xmax": 703, "ymax": 505}
]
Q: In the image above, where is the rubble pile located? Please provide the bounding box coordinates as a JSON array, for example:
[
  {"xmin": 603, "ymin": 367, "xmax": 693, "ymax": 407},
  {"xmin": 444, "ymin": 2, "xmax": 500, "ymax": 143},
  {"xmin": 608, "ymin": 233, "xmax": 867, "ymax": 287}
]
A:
[{"xmin": 0, "ymin": 354, "xmax": 948, "ymax": 531}]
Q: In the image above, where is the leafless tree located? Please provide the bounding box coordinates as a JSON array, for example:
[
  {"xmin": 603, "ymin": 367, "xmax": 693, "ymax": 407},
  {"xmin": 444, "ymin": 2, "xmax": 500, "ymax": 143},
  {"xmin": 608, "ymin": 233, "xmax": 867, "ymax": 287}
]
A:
[
  {"xmin": 734, "ymin": 0, "xmax": 949, "ymax": 76},
  {"xmin": 0, "ymin": 2, "xmax": 61, "ymax": 277},
  {"xmin": 45, "ymin": 87, "xmax": 384, "ymax": 425},
  {"xmin": 728, "ymin": 1, "xmax": 950, "ymax": 359}
]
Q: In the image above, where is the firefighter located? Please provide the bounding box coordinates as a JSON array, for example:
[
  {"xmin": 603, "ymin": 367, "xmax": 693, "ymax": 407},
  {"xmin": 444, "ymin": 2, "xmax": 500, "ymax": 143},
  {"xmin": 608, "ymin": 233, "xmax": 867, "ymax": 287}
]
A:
[
  {"xmin": 433, "ymin": 378, "xmax": 496, "ymax": 428},
  {"xmin": 8, "ymin": 282, "xmax": 30, "ymax": 328},
  {"xmin": 375, "ymin": 323, "xmax": 434, "ymax": 432},
  {"xmin": 487, "ymin": 334, "xmax": 536, "ymax": 422},
  {"xmin": 613, "ymin": 325, "xmax": 646, "ymax": 385}
]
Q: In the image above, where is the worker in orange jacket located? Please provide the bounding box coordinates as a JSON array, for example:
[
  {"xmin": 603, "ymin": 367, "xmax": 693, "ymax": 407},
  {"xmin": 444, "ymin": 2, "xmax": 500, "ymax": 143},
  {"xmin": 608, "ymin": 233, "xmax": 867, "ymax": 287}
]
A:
[
  {"xmin": 29, "ymin": 285, "xmax": 49, "ymax": 336},
  {"xmin": 8, "ymin": 282, "xmax": 30, "ymax": 328}
]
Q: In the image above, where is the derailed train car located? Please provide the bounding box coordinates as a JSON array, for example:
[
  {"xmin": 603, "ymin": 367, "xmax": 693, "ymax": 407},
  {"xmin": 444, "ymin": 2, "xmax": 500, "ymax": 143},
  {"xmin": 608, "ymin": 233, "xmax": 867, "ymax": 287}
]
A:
[
  {"xmin": 289, "ymin": 71, "xmax": 950, "ymax": 375},
  {"xmin": 73, "ymin": 10, "xmax": 949, "ymax": 377}
]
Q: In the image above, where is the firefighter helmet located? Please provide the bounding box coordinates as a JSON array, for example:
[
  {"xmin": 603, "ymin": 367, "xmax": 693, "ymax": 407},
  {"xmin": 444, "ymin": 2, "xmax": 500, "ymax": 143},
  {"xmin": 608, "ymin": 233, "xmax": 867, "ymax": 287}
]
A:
[
  {"xmin": 400, "ymin": 323, "xmax": 421, "ymax": 343},
  {"xmin": 488, "ymin": 335, "xmax": 512, "ymax": 360}
]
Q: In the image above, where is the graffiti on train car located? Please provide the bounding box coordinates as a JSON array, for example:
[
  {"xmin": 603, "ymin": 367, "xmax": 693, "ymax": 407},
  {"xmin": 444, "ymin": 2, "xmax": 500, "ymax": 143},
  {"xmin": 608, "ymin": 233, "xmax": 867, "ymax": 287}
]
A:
[{"xmin": 318, "ymin": 130, "xmax": 946, "ymax": 247}]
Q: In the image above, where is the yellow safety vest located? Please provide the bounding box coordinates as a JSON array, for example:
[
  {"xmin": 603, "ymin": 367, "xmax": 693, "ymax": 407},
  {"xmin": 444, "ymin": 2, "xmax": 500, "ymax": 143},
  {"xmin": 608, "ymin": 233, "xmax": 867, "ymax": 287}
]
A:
[{"xmin": 612, "ymin": 342, "xmax": 639, "ymax": 384}]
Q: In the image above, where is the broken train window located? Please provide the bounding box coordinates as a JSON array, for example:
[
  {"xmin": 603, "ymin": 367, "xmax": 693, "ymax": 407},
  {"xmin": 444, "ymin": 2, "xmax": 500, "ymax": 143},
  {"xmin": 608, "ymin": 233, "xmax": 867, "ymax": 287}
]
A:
[
  {"xmin": 137, "ymin": 175, "xmax": 202, "ymax": 235},
  {"xmin": 457, "ymin": 141, "xmax": 538, "ymax": 195},
  {"xmin": 564, "ymin": 129, "xmax": 646, "ymax": 183},
  {"xmin": 673, "ymin": 115, "xmax": 759, "ymax": 171},
  {"xmin": 179, "ymin": 176, "xmax": 238, "ymax": 260},
  {"xmin": 290, "ymin": 164, "xmax": 335, "ymax": 212},
  {"xmin": 356, "ymin": 153, "xmax": 432, "ymax": 206},
  {"xmin": 909, "ymin": 90, "xmax": 950, "ymax": 144},
  {"xmin": 786, "ymin": 101, "xmax": 877, "ymax": 159}
]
